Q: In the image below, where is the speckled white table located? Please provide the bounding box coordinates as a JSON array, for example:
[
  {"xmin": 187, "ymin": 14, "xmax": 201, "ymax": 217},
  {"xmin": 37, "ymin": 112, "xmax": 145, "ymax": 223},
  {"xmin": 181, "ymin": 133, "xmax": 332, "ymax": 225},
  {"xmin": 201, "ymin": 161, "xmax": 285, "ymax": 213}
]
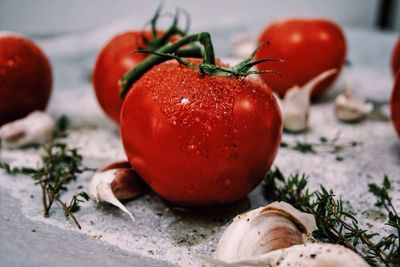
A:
[{"xmin": 0, "ymin": 24, "xmax": 399, "ymax": 267}]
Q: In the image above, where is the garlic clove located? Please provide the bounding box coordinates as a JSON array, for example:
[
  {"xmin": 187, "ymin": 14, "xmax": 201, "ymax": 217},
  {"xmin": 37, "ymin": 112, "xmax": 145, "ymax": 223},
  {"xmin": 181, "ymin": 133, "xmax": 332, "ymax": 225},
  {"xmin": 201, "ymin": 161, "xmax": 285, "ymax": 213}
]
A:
[
  {"xmin": 213, "ymin": 201, "xmax": 368, "ymax": 267},
  {"xmin": 90, "ymin": 161, "xmax": 148, "ymax": 221},
  {"xmin": 281, "ymin": 69, "xmax": 337, "ymax": 132},
  {"xmin": 334, "ymin": 88, "xmax": 373, "ymax": 122},
  {"xmin": 91, "ymin": 169, "xmax": 135, "ymax": 221},
  {"xmin": 0, "ymin": 111, "xmax": 54, "ymax": 149},
  {"xmin": 264, "ymin": 201, "xmax": 317, "ymax": 234},
  {"xmin": 212, "ymin": 243, "xmax": 369, "ymax": 267},
  {"xmin": 215, "ymin": 201, "xmax": 317, "ymax": 262},
  {"xmin": 111, "ymin": 168, "xmax": 148, "ymax": 200}
]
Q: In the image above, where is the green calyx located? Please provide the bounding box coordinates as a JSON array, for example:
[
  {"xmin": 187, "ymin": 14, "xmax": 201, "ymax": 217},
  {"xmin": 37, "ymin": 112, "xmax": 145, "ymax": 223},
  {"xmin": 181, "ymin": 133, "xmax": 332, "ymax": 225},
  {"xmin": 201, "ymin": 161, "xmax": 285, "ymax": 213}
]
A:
[
  {"xmin": 119, "ymin": 32, "xmax": 282, "ymax": 98},
  {"xmin": 140, "ymin": 42, "xmax": 283, "ymax": 77},
  {"xmin": 139, "ymin": 5, "xmax": 190, "ymax": 51}
]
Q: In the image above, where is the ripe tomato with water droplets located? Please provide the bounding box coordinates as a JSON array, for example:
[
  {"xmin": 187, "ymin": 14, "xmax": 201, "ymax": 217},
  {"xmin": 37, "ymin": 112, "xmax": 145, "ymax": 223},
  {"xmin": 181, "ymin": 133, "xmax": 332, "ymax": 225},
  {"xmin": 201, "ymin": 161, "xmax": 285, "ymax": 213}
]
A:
[
  {"xmin": 391, "ymin": 70, "xmax": 400, "ymax": 138},
  {"xmin": 255, "ymin": 18, "xmax": 346, "ymax": 100},
  {"xmin": 93, "ymin": 31, "xmax": 165, "ymax": 123},
  {"xmin": 0, "ymin": 33, "xmax": 52, "ymax": 125},
  {"xmin": 120, "ymin": 59, "xmax": 282, "ymax": 206}
]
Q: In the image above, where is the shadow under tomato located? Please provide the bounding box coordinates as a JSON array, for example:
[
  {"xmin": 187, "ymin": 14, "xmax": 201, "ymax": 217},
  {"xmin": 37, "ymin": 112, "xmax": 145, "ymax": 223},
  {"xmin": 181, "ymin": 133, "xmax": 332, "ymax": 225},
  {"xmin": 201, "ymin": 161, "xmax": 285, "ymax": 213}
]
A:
[{"xmin": 162, "ymin": 196, "xmax": 251, "ymax": 246}]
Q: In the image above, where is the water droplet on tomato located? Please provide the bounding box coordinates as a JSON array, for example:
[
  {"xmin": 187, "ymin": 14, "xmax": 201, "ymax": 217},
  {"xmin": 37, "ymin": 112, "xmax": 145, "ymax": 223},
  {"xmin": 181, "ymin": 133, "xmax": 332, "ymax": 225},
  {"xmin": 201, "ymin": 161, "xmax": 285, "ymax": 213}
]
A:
[
  {"xmin": 203, "ymin": 122, "xmax": 212, "ymax": 132},
  {"xmin": 186, "ymin": 143, "xmax": 197, "ymax": 153},
  {"xmin": 146, "ymin": 63, "xmax": 260, "ymax": 160},
  {"xmin": 180, "ymin": 97, "xmax": 190, "ymax": 105}
]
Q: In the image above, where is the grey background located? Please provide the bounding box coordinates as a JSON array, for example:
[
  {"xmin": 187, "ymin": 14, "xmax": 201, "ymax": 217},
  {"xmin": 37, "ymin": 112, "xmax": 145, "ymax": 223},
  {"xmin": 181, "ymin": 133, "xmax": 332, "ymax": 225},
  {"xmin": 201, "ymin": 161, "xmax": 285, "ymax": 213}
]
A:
[{"xmin": 1, "ymin": 0, "xmax": 400, "ymax": 37}]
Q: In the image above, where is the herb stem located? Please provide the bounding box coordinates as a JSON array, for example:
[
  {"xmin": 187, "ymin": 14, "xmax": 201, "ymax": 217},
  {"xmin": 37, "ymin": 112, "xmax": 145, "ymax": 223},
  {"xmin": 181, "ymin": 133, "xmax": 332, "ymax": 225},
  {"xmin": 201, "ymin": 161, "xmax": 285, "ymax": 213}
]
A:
[
  {"xmin": 0, "ymin": 116, "xmax": 91, "ymax": 230},
  {"xmin": 40, "ymin": 181, "xmax": 49, "ymax": 218},
  {"xmin": 53, "ymin": 192, "xmax": 81, "ymax": 230}
]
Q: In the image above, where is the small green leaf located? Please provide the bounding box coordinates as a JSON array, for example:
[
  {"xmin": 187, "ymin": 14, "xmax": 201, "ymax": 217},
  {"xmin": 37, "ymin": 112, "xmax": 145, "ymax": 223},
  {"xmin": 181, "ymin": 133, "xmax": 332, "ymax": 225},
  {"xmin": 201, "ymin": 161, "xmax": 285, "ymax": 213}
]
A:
[{"xmin": 383, "ymin": 175, "xmax": 391, "ymax": 190}]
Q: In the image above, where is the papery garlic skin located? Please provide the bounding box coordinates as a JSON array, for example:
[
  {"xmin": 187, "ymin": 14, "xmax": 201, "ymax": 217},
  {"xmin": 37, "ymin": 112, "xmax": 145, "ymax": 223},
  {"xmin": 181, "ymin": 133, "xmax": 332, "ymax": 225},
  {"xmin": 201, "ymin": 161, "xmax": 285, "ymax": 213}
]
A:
[
  {"xmin": 90, "ymin": 161, "xmax": 148, "ymax": 221},
  {"xmin": 0, "ymin": 111, "xmax": 54, "ymax": 149},
  {"xmin": 281, "ymin": 69, "xmax": 337, "ymax": 132},
  {"xmin": 334, "ymin": 89, "xmax": 373, "ymax": 122},
  {"xmin": 90, "ymin": 169, "xmax": 135, "ymax": 221},
  {"xmin": 213, "ymin": 201, "xmax": 369, "ymax": 267},
  {"xmin": 111, "ymin": 168, "xmax": 148, "ymax": 200},
  {"xmin": 213, "ymin": 243, "xmax": 369, "ymax": 267},
  {"xmin": 215, "ymin": 201, "xmax": 317, "ymax": 262},
  {"xmin": 281, "ymin": 85, "xmax": 309, "ymax": 132}
]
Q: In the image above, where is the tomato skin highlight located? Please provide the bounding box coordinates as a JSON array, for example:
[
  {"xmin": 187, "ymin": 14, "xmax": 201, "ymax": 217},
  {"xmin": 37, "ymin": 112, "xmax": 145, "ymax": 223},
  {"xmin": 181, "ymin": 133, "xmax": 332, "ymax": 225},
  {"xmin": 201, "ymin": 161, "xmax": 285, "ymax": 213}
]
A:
[
  {"xmin": 255, "ymin": 18, "xmax": 346, "ymax": 99},
  {"xmin": 391, "ymin": 38, "xmax": 400, "ymax": 75},
  {"xmin": 392, "ymin": 70, "xmax": 400, "ymax": 138},
  {"xmin": 0, "ymin": 33, "xmax": 52, "ymax": 126},
  {"xmin": 120, "ymin": 60, "xmax": 282, "ymax": 206}
]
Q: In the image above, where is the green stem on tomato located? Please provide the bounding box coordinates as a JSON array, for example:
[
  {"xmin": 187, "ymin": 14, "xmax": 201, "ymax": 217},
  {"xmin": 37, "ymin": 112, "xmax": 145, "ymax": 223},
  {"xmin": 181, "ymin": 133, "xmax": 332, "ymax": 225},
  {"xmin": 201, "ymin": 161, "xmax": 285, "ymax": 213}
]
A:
[
  {"xmin": 149, "ymin": 4, "xmax": 163, "ymax": 40},
  {"xmin": 144, "ymin": 6, "xmax": 190, "ymax": 51},
  {"xmin": 148, "ymin": 25, "xmax": 186, "ymax": 50},
  {"xmin": 119, "ymin": 32, "xmax": 215, "ymax": 98},
  {"xmin": 174, "ymin": 45, "xmax": 203, "ymax": 58}
]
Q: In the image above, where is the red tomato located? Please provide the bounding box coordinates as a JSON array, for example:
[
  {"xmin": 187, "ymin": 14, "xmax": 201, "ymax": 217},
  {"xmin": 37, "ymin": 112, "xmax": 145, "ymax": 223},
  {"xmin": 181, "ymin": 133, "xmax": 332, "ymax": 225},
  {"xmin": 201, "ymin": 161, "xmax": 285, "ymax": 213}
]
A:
[
  {"xmin": 0, "ymin": 33, "xmax": 52, "ymax": 125},
  {"xmin": 391, "ymin": 70, "xmax": 400, "ymax": 138},
  {"xmin": 391, "ymin": 38, "xmax": 400, "ymax": 75},
  {"xmin": 255, "ymin": 18, "xmax": 346, "ymax": 99},
  {"xmin": 120, "ymin": 59, "xmax": 282, "ymax": 206},
  {"xmin": 93, "ymin": 31, "xmax": 172, "ymax": 123}
]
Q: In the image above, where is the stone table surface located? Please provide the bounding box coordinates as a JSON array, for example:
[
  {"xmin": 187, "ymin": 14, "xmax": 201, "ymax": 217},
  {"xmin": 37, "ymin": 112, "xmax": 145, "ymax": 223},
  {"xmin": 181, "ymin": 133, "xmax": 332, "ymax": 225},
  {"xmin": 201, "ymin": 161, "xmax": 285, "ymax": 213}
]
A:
[{"xmin": 0, "ymin": 21, "xmax": 399, "ymax": 267}]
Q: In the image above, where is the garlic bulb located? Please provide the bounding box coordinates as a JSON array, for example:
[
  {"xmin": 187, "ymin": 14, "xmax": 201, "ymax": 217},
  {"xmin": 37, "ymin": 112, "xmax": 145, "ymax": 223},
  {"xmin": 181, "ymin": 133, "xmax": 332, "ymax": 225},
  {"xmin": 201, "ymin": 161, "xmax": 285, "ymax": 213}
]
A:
[
  {"xmin": 334, "ymin": 88, "xmax": 373, "ymax": 122},
  {"xmin": 213, "ymin": 243, "xmax": 369, "ymax": 267},
  {"xmin": 0, "ymin": 111, "xmax": 54, "ymax": 149},
  {"xmin": 90, "ymin": 161, "xmax": 148, "ymax": 221},
  {"xmin": 215, "ymin": 201, "xmax": 317, "ymax": 262},
  {"xmin": 213, "ymin": 201, "xmax": 369, "ymax": 267},
  {"xmin": 280, "ymin": 69, "xmax": 337, "ymax": 132}
]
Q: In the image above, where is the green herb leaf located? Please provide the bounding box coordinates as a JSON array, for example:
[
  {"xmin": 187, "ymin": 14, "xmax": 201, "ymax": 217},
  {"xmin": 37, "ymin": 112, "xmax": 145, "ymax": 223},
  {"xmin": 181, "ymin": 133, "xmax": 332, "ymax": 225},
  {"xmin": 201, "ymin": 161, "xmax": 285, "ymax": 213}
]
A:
[{"xmin": 281, "ymin": 133, "xmax": 361, "ymax": 160}]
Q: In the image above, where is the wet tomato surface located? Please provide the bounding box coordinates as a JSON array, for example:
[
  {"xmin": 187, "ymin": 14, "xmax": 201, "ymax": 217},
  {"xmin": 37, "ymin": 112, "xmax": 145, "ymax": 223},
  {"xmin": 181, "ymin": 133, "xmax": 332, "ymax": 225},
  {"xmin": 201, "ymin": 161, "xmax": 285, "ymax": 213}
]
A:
[{"xmin": 120, "ymin": 60, "xmax": 282, "ymax": 206}]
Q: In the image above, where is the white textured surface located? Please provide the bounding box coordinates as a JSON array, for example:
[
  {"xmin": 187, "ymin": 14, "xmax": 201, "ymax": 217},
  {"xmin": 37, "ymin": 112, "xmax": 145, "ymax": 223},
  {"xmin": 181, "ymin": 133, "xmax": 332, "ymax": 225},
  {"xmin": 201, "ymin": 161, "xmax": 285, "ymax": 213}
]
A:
[{"xmin": 0, "ymin": 25, "xmax": 399, "ymax": 267}]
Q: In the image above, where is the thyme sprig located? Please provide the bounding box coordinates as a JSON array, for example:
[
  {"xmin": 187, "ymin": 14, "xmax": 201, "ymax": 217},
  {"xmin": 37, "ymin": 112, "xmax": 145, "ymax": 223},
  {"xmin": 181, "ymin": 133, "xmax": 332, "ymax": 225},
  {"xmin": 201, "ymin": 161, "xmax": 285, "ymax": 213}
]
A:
[
  {"xmin": 263, "ymin": 168, "xmax": 399, "ymax": 266},
  {"xmin": 280, "ymin": 132, "xmax": 361, "ymax": 161},
  {"xmin": 369, "ymin": 176, "xmax": 400, "ymax": 266},
  {"xmin": 0, "ymin": 116, "xmax": 93, "ymax": 229}
]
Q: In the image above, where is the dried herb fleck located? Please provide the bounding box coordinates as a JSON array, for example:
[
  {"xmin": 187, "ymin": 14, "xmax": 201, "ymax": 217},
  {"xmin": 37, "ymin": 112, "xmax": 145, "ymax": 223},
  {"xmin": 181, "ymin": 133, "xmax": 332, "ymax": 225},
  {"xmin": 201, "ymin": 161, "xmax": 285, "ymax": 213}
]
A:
[{"xmin": 280, "ymin": 132, "xmax": 361, "ymax": 161}]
